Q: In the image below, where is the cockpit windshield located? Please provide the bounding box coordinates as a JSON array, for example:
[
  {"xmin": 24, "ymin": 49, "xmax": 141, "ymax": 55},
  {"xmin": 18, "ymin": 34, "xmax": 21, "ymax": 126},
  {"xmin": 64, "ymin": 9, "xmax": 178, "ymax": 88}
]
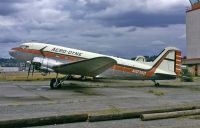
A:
[{"xmin": 20, "ymin": 45, "xmax": 29, "ymax": 49}]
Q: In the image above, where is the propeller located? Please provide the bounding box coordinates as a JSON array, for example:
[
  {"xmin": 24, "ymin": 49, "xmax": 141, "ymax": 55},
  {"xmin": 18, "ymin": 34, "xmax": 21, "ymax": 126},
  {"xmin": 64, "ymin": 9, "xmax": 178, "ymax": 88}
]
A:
[
  {"xmin": 27, "ymin": 60, "xmax": 34, "ymax": 79},
  {"xmin": 27, "ymin": 63, "xmax": 31, "ymax": 79},
  {"xmin": 26, "ymin": 46, "xmax": 47, "ymax": 79}
]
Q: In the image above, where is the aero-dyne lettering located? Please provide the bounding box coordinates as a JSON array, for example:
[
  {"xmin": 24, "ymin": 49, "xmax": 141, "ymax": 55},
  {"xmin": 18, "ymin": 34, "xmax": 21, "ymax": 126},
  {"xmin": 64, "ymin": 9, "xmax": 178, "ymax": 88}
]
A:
[{"xmin": 51, "ymin": 48, "xmax": 83, "ymax": 56}]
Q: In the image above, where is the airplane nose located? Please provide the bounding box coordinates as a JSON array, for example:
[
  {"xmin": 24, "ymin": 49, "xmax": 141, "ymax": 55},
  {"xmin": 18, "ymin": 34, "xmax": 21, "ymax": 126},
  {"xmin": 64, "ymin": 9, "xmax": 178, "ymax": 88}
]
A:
[{"xmin": 9, "ymin": 49, "xmax": 16, "ymax": 57}]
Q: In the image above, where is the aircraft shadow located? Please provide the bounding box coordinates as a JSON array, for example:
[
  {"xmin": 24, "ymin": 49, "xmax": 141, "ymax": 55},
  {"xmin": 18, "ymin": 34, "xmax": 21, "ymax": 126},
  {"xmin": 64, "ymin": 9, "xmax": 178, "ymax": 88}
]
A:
[{"xmin": 60, "ymin": 83, "xmax": 103, "ymax": 96}]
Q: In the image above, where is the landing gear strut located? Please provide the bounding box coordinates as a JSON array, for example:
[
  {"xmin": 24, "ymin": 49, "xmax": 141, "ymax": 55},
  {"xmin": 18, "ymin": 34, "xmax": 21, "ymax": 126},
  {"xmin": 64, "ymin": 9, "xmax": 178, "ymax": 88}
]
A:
[
  {"xmin": 80, "ymin": 75, "xmax": 86, "ymax": 81},
  {"xmin": 153, "ymin": 80, "xmax": 160, "ymax": 87},
  {"xmin": 50, "ymin": 74, "xmax": 72, "ymax": 89}
]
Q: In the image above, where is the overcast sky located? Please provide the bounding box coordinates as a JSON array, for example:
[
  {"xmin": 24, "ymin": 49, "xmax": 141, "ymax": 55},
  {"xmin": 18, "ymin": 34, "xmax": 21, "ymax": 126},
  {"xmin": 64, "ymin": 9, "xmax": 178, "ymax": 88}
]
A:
[{"xmin": 0, "ymin": 0, "xmax": 191, "ymax": 58}]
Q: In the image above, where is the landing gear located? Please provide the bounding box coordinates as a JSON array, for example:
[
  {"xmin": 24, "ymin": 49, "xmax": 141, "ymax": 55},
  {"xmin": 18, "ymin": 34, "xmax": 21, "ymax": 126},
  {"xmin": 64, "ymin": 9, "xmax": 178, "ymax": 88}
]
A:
[
  {"xmin": 92, "ymin": 76, "xmax": 96, "ymax": 81},
  {"xmin": 80, "ymin": 75, "xmax": 86, "ymax": 81},
  {"xmin": 153, "ymin": 80, "xmax": 160, "ymax": 87},
  {"xmin": 50, "ymin": 78, "xmax": 62, "ymax": 89},
  {"xmin": 49, "ymin": 74, "xmax": 72, "ymax": 89},
  {"xmin": 155, "ymin": 82, "xmax": 160, "ymax": 87},
  {"xmin": 65, "ymin": 74, "xmax": 72, "ymax": 80},
  {"xmin": 50, "ymin": 73, "xmax": 63, "ymax": 89}
]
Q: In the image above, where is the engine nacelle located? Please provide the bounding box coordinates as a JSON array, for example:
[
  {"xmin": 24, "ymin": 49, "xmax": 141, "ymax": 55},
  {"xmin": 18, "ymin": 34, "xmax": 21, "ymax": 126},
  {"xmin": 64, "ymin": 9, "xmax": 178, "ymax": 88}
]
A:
[{"xmin": 32, "ymin": 57, "xmax": 63, "ymax": 72}]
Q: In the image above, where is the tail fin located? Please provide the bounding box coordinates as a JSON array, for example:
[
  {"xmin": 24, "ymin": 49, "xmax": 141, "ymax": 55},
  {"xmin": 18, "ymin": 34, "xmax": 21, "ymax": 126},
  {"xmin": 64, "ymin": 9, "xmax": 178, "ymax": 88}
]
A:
[{"xmin": 151, "ymin": 47, "xmax": 182, "ymax": 76}]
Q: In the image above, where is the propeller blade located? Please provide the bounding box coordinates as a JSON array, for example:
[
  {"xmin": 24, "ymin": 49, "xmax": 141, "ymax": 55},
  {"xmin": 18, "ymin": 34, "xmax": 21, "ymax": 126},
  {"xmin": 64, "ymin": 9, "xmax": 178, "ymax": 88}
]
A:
[
  {"xmin": 27, "ymin": 64, "xmax": 31, "ymax": 79},
  {"xmin": 32, "ymin": 65, "xmax": 35, "ymax": 76},
  {"xmin": 24, "ymin": 63, "xmax": 27, "ymax": 69},
  {"xmin": 40, "ymin": 46, "xmax": 47, "ymax": 57}
]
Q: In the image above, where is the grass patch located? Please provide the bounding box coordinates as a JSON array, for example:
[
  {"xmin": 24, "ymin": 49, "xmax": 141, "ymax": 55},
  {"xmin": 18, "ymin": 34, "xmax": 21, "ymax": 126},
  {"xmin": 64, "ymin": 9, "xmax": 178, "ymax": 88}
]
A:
[
  {"xmin": 180, "ymin": 66, "xmax": 194, "ymax": 82},
  {"xmin": 148, "ymin": 89, "xmax": 165, "ymax": 96},
  {"xmin": 0, "ymin": 72, "xmax": 64, "ymax": 81},
  {"xmin": 187, "ymin": 115, "xmax": 200, "ymax": 120}
]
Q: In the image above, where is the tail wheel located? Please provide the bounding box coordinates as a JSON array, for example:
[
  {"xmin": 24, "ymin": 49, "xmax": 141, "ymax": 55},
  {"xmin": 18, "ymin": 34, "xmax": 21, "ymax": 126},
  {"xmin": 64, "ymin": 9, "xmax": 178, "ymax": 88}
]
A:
[
  {"xmin": 155, "ymin": 83, "xmax": 160, "ymax": 87},
  {"xmin": 153, "ymin": 80, "xmax": 160, "ymax": 87},
  {"xmin": 81, "ymin": 76, "xmax": 86, "ymax": 81},
  {"xmin": 50, "ymin": 78, "xmax": 61, "ymax": 89}
]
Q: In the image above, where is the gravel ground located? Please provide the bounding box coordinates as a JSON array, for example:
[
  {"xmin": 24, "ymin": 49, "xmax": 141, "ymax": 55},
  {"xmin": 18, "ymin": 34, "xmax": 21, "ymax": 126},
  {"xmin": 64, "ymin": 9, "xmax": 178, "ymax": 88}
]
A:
[{"xmin": 0, "ymin": 79, "xmax": 200, "ymax": 127}]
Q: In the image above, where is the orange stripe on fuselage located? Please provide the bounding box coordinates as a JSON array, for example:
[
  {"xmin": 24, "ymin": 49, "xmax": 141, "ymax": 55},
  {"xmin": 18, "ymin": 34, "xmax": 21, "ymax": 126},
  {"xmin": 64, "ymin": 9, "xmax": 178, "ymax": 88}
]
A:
[{"xmin": 112, "ymin": 65, "xmax": 133, "ymax": 73}]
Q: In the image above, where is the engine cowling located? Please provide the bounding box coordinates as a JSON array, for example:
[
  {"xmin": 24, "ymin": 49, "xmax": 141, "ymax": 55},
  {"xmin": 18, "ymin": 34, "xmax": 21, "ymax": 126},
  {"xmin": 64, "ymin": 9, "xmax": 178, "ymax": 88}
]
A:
[{"xmin": 32, "ymin": 57, "xmax": 63, "ymax": 72}]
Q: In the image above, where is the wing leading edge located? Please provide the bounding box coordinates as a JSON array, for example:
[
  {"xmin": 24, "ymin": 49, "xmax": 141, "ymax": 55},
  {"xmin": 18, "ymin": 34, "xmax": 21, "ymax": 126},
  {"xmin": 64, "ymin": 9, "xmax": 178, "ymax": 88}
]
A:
[{"xmin": 52, "ymin": 57, "xmax": 117, "ymax": 77}]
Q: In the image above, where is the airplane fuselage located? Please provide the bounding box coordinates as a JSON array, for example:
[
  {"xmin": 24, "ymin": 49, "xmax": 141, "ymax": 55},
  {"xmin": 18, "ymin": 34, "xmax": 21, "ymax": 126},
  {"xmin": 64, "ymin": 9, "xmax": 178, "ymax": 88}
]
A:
[{"xmin": 9, "ymin": 42, "xmax": 180, "ymax": 80}]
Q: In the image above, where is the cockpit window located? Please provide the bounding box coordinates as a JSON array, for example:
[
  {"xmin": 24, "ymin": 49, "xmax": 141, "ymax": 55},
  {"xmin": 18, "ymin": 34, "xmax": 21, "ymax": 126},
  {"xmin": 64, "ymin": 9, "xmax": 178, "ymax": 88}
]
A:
[{"xmin": 20, "ymin": 45, "xmax": 29, "ymax": 49}]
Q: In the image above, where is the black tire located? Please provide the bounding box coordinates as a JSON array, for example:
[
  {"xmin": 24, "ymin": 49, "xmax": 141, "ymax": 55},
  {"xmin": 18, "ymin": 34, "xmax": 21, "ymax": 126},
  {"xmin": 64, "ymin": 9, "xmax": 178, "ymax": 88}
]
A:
[
  {"xmin": 92, "ymin": 77, "xmax": 96, "ymax": 81},
  {"xmin": 155, "ymin": 83, "xmax": 160, "ymax": 87},
  {"xmin": 50, "ymin": 78, "xmax": 61, "ymax": 89}
]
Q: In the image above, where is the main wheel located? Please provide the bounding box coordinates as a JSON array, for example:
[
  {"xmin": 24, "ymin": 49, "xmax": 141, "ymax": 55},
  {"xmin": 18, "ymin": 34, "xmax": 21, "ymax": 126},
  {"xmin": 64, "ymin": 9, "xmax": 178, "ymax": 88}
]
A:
[{"xmin": 50, "ymin": 78, "xmax": 61, "ymax": 89}]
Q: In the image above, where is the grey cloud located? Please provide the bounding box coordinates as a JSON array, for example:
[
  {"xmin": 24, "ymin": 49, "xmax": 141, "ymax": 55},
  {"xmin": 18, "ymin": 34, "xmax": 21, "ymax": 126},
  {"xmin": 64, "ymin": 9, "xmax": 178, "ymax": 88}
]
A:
[
  {"xmin": 0, "ymin": 4, "xmax": 18, "ymax": 16},
  {"xmin": 0, "ymin": 0, "xmax": 188, "ymax": 58},
  {"xmin": 80, "ymin": 30, "xmax": 125, "ymax": 38},
  {"xmin": 68, "ymin": 0, "xmax": 187, "ymax": 27},
  {"xmin": 112, "ymin": 32, "xmax": 124, "ymax": 37},
  {"xmin": 0, "ymin": 0, "xmax": 27, "ymax": 16},
  {"xmin": 88, "ymin": 11, "xmax": 185, "ymax": 27},
  {"xmin": 127, "ymin": 27, "xmax": 137, "ymax": 32},
  {"xmin": 69, "ymin": 0, "xmax": 112, "ymax": 19},
  {"xmin": 84, "ymin": 1, "xmax": 112, "ymax": 12},
  {"xmin": 0, "ymin": 38, "xmax": 20, "ymax": 44},
  {"xmin": 80, "ymin": 33, "xmax": 107, "ymax": 38},
  {"xmin": 0, "ymin": 0, "xmax": 26, "ymax": 3},
  {"xmin": 151, "ymin": 40, "xmax": 167, "ymax": 46}
]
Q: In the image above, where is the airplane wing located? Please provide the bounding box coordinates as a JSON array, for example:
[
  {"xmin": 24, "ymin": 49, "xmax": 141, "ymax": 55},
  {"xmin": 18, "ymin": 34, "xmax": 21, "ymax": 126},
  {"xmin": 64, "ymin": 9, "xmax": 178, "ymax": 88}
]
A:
[{"xmin": 52, "ymin": 57, "xmax": 117, "ymax": 77}]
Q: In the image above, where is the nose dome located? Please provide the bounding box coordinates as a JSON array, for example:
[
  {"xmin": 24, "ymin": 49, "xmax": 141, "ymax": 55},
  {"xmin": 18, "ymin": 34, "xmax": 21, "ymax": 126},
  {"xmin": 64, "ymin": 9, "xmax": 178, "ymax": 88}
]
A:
[{"xmin": 9, "ymin": 49, "xmax": 16, "ymax": 57}]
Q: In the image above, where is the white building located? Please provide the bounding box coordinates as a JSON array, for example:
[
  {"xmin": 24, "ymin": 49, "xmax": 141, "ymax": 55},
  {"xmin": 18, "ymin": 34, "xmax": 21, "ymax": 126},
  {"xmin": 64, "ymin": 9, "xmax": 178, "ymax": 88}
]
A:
[
  {"xmin": 183, "ymin": 0, "xmax": 200, "ymax": 76},
  {"xmin": 0, "ymin": 66, "xmax": 19, "ymax": 72}
]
